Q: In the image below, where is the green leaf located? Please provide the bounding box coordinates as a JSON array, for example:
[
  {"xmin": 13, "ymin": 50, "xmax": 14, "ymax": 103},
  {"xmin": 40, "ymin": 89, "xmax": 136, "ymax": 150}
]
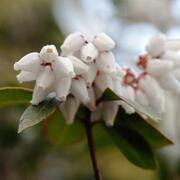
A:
[
  {"xmin": 18, "ymin": 96, "xmax": 59, "ymax": 133},
  {"xmin": 98, "ymin": 88, "xmax": 161, "ymax": 122},
  {"xmin": 115, "ymin": 107, "xmax": 173, "ymax": 149},
  {"xmin": 0, "ymin": 87, "xmax": 32, "ymax": 107},
  {"xmin": 104, "ymin": 124, "xmax": 156, "ymax": 169},
  {"xmin": 45, "ymin": 111, "xmax": 85, "ymax": 146}
]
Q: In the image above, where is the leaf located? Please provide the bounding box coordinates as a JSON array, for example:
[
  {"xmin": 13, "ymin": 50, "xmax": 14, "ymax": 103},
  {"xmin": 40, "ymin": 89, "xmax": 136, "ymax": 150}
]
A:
[
  {"xmin": 0, "ymin": 87, "xmax": 32, "ymax": 107},
  {"xmin": 18, "ymin": 97, "xmax": 59, "ymax": 133},
  {"xmin": 104, "ymin": 124, "xmax": 156, "ymax": 169},
  {"xmin": 115, "ymin": 107, "xmax": 173, "ymax": 149},
  {"xmin": 98, "ymin": 88, "xmax": 161, "ymax": 122},
  {"xmin": 45, "ymin": 111, "xmax": 85, "ymax": 146}
]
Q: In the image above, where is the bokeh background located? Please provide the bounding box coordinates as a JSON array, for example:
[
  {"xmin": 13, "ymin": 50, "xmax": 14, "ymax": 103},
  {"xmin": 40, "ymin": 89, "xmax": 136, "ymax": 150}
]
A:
[{"xmin": 0, "ymin": 0, "xmax": 180, "ymax": 179}]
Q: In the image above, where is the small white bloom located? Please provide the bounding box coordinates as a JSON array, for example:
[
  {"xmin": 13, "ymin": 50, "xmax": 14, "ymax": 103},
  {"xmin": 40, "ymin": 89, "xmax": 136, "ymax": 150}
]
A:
[
  {"xmin": 96, "ymin": 51, "xmax": 116, "ymax": 73},
  {"xmin": 70, "ymin": 77, "xmax": 90, "ymax": 105},
  {"xmin": 94, "ymin": 71, "xmax": 114, "ymax": 94},
  {"xmin": 68, "ymin": 55, "xmax": 89, "ymax": 75},
  {"xmin": 146, "ymin": 34, "xmax": 166, "ymax": 58},
  {"xmin": 14, "ymin": 52, "xmax": 41, "ymax": 72},
  {"xmin": 60, "ymin": 96, "xmax": 80, "ymax": 124},
  {"xmin": 80, "ymin": 43, "xmax": 99, "ymax": 63},
  {"xmin": 102, "ymin": 101, "xmax": 119, "ymax": 126},
  {"xmin": 60, "ymin": 32, "xmax": 87, "ymax": 55},
  {"xmin": 93, "ymin": 33, "xmax": 115, "ymax": 51},
  {"xmin": 147, "ymin": 59, "xmax": 174, "ymax": 77},
  {"xmin": 16, "ymin": 71, "xmax": 38, "ymax": 83},
  {"xmin": 55, "ymin": 76, "xmax": 72, "ymax": 101}
]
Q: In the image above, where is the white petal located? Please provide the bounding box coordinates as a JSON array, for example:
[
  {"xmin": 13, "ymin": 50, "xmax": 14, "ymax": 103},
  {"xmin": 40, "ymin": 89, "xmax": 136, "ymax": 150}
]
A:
[
  {"xmin": 60, "ymin": 96, "xmax": 80, "ymax": 124},
  {"xmin": 52, "ymin": 56, "xmax": 75, "ymax": 77},
  {"xmin": 94, "ymin": 71, "xmax": 114, "ymax": 94},
  {"xmin": 36, "ymin": 67, "xmax": 55, "ymax": 90},
  {"xmin": 96, "ymin": 51, "xmax": 116, "ymax": 73},
  {"xmin": 161, "ymin": 51, "xmax": 180, "ymax": 67},
  {"xmin": 14, "ymin": 52, "xmax": 41, "ymax": 72},
  {"xmin": 39, "ymin": 45, "xmax": 58, "ymax": 63},
  {"xmin": 122, "ymin": 85, "xmax": 135, "ymax": 101},
  {"xmin": 138, "ymin": 75, "xmax": 165, "ymax": 114},
  {"xmin": 80, "ymin": 43, "xmax": 99, "ymax": 63},
  {"xmin": 61, "ymin": 32, "xmax": 87, "ymax": 55},
  {"xmin": 102, "ymin": 101, "xmax": 119, "ymax": 126},
  {"xmin": 82, "ymin": 62, "xmax": 97, "ymax": 87},
  {"xmin": 31, "ymin": 85, "xmax": 51, "ymax": 105},
  {"xmin": 135, "ymin": 90, "xmax": 149, "ymax": 106},
  {"xmin": 93, "ymin": 33, "xmax": 115, "ymax": 51},
  {"xmin": 16, "ymin": 71, "xmax": 38, "ymax": 83},
  {"xmin": 55, "ymin": 76, "xmax": 72, "ymax": 101},
  {"xmin": 112, "ymin": 76, "xmax": 124, "ymax": 97},
  {"xmin": 156, "ymin": 72, "xmax": 180, "ymax": 94},
  {"xmin": 165, "ymin": 40, "xmax": 180, "ymax": 51},
  {"xmin": 146, "ymin": 34, "xmax": 166, "ymax": 57},
  {"xmin": 147, "ymin": 59, "xmax": 173, "ymax": 76},
  {"xmin": 68, "ymin": 55, "xmax": 89, "ymax": 75},
  {"xmin": 70, "ymin": 78, "xmax": 90, "ymax": 105},
  {"xmin": 86, "ymin": 86, "xmax": 96, "ymax": 111}
]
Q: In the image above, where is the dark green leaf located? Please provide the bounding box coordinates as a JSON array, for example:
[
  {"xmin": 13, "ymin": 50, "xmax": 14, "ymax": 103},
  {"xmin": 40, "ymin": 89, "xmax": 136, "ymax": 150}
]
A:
[
  {"xmin": 104, "ymin": 124, "xmax": 156, "ymax": 169},
  {"xmin": 115, "ymin": 107, "xmax": 173, "ymax": 149},
  {"xmin": 45, "ymin": 111, "xmax": 85, "ymax": 146},
  {"xmin": 0, "ymin": 87, "xmax": 32, "ymax": 107},
  {"xmin": 18, "ymin": 96, "xmax": 59, "ymax": 133}
]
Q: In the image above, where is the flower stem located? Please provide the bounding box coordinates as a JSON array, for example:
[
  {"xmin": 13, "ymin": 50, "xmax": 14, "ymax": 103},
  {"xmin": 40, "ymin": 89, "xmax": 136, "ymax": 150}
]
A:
[{"xmin": 84, "ymin": 117, "xmax": 102, "ymax": 180}]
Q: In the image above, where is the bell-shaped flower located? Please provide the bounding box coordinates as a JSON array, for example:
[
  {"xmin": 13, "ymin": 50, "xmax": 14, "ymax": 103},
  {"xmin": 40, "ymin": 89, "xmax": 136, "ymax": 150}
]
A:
[
  {"xmin": 95, "ymin": 51, "xmax": 116, "ymax": 73},
  {"xmin": 94, "ymin": 71, "xmax": 114, "ymax": 94},
  {"xmin": 16, "ymin": 71, "xmax": 38, "ymax": 83},
  {"xmin": 14, "ymin": 52, "xmax": 42, "ymax": 72},
  {"xmin": 93, "ymin": 33, "xmax": 115, "ymax": 51},
  {"xmin": 146, "ymin": 34, "xmax": 166, "ymax": 58},
  {"xmin": 138, "ymin": 74, "xmax": 165, "ymax": 114},
  {"xmin": 60, "ymin": 32, "xmax": 87, "ymax": 56},
  {"xmin": 102, "ymin": 101, "xmax": 119, "ymax": 126},
  {"xmin": 60, "ymin": 96, "xmax": 80, "ymax": 124},
  {"xmin": 80, "ymin": 43, "xmax": 99, "ymax": 63},
  {"xmin": 70, "ymin": 77, "xmax": 90, "ymax": 105},
  {"xmin": 68, "ymin": 55, "xmax": 89, "ymax": 75}
]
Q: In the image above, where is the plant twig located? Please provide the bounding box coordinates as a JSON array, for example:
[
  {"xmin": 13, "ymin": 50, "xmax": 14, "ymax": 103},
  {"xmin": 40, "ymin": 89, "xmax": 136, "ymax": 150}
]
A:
[{"xmin": 84, "ymin": 116, "xmax": 102, "ymax": 180}]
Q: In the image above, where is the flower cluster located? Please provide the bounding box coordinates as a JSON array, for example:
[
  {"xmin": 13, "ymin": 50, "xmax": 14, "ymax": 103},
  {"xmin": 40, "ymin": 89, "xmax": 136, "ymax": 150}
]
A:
[{"xmin": 14, "ymin": 32, "xmax": 180, "ymax": 126}]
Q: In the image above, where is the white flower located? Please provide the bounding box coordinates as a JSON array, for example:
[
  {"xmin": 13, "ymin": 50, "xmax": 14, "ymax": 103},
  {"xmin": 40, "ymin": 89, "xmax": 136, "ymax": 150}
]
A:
[
  {"xmin": 14, "ymin": 45, "xmax": 75, "ymax": 105},
  {"xmin": 93, "ymin": 33, "xmax": 115, "ymax": 51},
  {"xmin": 60, "ymin": 32, "xmax": 87, "ymax": 56},
  {"xmin": 60, "ymin": 96, "xmax": 80, "ymax": 124},
  {"xmin": 95, "ymin": 51, "xmax": 116, "ymax": 73},
  {"xmin": 80, "ymin": 43, "xmax": 99, "ymax": 63},
  {"xmin": 146, "ymin": 34, "xmax": 166, "ymax": 58}
]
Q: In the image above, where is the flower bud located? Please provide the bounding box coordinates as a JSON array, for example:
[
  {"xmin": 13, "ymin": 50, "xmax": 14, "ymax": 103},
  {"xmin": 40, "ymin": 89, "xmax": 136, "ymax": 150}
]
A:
[
  {"xmin": 36, "ymin": 66, "xmax": 55, "ymax": 90},
  {"xmin": 14, "ymin": 52, "xmax": 41, "ymax": 72},
  {"xmin": 61, "ymin": 32, "xmax": 87, "ymax": 55},
  {"xmin": 55, "ymin": 76, "xmax": 72, "ymax": 101},
  {"xmin": 102, "ymin": 101, "xmax": 119, "ymax": 126},
  {"xmin": 52, "ymin": 57, "xmax": 75, "ymax": 77},
  {"xmin": 96, "ymin": 51, "xmax": 116, "ymax": 73},
  {"xmin": 80, "ymin": 43, "xmax": 98, "ymax": 63},
  {"xmin": 93, "ymin": 33, "xmax": 115, "ymax": 51},
  {"xmin": 70, "ymin": 78, "xmax": 90, "ymax": 105},
  {"xmin": 60, "ymin": 96, "xmax": 80, "ymax": 124},
  {"xmin": 16, "ymin": 71, "xmax": 38, "ymax": 83},
  {"xmin": 68, "ymin": 55, "xmax": 89, "ymax": 75},
  {"xmin": 40, "ymin": 45, "xmax": 58, "ymax": 63},
  {"xmin": 146, "ymin": 34, "xmax": 166, "ymax": 57}
]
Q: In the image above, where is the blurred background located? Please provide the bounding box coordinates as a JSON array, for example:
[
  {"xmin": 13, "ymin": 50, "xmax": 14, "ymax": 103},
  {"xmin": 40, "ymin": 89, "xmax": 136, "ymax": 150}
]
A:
[{"xmin": 0, "ymin": 0, "xmax": 180, "ymax": 179}]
